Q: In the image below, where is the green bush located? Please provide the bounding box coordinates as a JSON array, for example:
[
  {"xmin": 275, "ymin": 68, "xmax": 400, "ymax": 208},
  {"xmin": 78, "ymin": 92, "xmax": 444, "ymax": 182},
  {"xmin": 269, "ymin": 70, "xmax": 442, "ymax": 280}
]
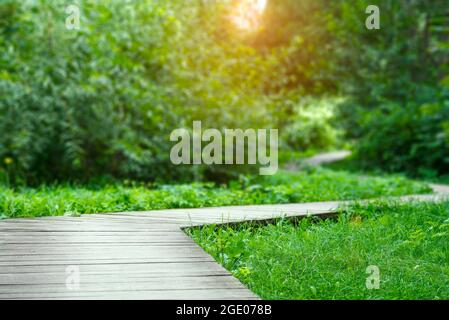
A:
[
  {"xmin": 356, "ymin": 92, "xmax": 449, "ymax": 177},
  {"xmin": 329, "ymin": 0, "xmax": 449, "ymax": 176},
  {"xmin": 282, "ymin": 97, "xmax": 341, "ymax": 151},
  {"xmin": 0, "ymin": 0, "xmax": 190, "ymax": 184}
]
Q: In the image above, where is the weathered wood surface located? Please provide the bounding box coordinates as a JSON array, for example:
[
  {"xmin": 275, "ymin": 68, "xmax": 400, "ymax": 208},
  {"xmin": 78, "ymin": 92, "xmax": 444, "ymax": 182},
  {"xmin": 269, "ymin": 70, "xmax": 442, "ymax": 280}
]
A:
[
  {"xmin": 0, "ymin": 199, "xmax": 347, "ymax": 300},
  {"xmin": 0, "ymin": 214, "xmax": 258, "ymax": 300},
  {"xmin": 0, "ymin": 198, "xmax": 350, "ymax": 299}
]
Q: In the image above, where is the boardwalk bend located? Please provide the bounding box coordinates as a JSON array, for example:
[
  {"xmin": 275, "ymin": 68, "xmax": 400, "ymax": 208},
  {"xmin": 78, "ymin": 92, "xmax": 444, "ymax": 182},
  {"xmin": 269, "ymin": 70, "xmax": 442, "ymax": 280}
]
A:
[{"xmin": 1, "ymin": 152, "xmax": 448, "ymax": 299}]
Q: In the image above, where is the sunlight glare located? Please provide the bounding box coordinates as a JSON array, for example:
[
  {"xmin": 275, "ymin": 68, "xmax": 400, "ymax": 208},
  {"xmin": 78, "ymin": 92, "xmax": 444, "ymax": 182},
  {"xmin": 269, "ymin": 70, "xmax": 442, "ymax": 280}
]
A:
[{"xmin": 232, "ymin": 0, "xmax": 267, "ymax": 30}]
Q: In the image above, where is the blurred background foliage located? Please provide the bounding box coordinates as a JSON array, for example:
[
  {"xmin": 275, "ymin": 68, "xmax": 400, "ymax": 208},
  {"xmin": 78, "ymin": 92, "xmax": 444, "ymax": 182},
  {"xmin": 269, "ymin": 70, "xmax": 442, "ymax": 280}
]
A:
[{"xmin": 0, "ymin": 0, "xmax": 448, "ymax": 185}]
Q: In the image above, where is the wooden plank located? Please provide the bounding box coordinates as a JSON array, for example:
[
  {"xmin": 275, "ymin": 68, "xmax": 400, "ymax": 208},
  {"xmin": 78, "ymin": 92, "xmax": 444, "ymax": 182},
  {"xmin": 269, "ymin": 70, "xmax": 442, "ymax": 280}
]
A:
[
  {"xmin": 0, "ymin": 273, "xmax": 233, "ymax": 284},
  {"xmin": 0, "ymin": 249, "xmax": 213, "ymax": 261},
  {"xmin": 0, "ymin": 259, "xmax": 215, "ymax": 267},
  {"xmin": 0, "ymin": 261, "xmax": 229, "ymax": 275},
  {"xmin": 0, "ymin": 244, "xmax": 198, "ymax": 252},
  {"xmin": 0, "ymin": 275, "xmax": 245, "ymax": 292},
  {"xmin": 0, "ymin": 234, "xmax": 184, "ymax": 242},
  {"xmin": 0, "ymin": 221, "xmax": 180, "ymax": 228},
  {"xmin": 0, "ymin": 226, "xmax": 179, "ymax": 232},
  {"xmin": 0, "ymin": 255, "xmax": 214, "ymax": 264},
  {"xmin": 0, "ymin": 220, "xmax": 181, "ymax": 227},
  {"xmin": 0, "ymin": 245, "xmax": 199, "ymax": 254},
  {"xmin": 1, "ymin": 288, "xmax": 257, "ymax": 300}
]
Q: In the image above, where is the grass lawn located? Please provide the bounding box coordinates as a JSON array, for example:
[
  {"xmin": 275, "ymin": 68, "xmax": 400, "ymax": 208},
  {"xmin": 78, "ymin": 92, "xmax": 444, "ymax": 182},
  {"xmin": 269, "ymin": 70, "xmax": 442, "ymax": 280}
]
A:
[
  {"xmin": 188, "ymin": 201, "xmax": 449, "ymax": 300},
  {"xmin": 0, "ymin": 168, "xmax": 430, "ymax": 218}
]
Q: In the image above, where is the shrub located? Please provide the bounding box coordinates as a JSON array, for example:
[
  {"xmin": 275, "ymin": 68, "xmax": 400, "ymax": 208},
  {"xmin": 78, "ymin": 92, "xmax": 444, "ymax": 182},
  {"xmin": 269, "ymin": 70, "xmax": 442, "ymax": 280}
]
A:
[
  {"xmin": 355, "ymin": 90, "xmax": 449, "ymax": 177},
  {"xmin": 0, "ymin": 0, "xmax": 191, "ymax": 184},
  {"xmin": 282, "ymin": 97, "xmax": 341, "ymax": 151}
]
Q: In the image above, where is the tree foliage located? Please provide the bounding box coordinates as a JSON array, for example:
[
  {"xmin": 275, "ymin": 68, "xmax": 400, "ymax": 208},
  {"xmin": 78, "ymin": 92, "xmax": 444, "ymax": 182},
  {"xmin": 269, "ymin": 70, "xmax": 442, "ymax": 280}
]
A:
[{"xmin": 0, "ymin": 0, "xmax": 447, "ymax": 183}]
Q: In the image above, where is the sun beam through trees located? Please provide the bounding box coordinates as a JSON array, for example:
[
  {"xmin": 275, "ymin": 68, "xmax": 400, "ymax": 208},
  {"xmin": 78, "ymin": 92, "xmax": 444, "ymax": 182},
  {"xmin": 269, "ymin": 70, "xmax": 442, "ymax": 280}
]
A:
[{"xmin": 230, "ymin": 0, "xmax": 267, "ymax": 30}]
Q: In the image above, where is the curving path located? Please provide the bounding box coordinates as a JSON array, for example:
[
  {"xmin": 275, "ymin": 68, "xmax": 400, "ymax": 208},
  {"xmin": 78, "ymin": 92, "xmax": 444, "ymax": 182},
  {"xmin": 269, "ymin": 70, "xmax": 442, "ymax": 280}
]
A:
[{"xmin": 1, "ymin": 151, "xmax": 448, "ymax": 300}]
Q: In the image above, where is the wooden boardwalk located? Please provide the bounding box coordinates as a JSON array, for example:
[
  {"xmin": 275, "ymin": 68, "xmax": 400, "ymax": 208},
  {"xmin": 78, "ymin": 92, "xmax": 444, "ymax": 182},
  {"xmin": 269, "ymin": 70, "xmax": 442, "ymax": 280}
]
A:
[
  {"xmin": 0, "ymin": 202, "xmax": 340, "ymax": 300},
  {"xmin": 1, "ymin": 189, "xmax": 448, "ymax": 300}
]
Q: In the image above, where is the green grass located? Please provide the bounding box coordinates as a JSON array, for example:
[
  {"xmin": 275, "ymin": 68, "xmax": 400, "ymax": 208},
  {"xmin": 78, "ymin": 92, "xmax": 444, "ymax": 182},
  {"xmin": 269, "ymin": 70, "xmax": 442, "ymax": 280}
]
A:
[
  {"xmin": 187, "ymin": 201, "xmax": 449, "ymax": 300},
  {"xmin": 0, "ymin": 168, "xmax": 431, "ymax": 218}
]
